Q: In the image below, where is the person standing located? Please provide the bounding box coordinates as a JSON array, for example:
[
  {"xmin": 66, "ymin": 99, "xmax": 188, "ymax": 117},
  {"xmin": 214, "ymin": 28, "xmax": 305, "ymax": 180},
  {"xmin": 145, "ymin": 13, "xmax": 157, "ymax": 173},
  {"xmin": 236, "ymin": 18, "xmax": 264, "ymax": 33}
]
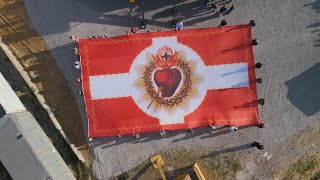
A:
[
  {"xmin": 219, "ymin": 4, "xmax": 227, "ymax": 17},
  {"xmin": 229, "ymin": 125, "xmax": 238, "ymax": 132},
  {"xmin": 176, "ymin": 21, "xmax": 184, "ymax": 30},
  {"xmin": 251, "ymin": 142, "xmax": 264, "ymax": 150},
  {"xmin": 211, "ymin": 2, "xmax": 218, "ymax": 12}
]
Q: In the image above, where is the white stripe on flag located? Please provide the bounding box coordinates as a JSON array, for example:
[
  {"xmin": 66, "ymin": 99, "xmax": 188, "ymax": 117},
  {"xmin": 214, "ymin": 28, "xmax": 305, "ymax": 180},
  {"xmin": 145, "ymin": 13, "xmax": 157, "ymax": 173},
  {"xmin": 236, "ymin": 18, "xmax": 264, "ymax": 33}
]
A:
[
  {"xmin": 89, "ymin": 73, "xmax": 131, "ymax": 99},
  {"xmin": 89, "ymin": 62, "xmax": 249, "ymax": 100},
  {"xmin": 203, "ymin": 62, "xmax": 249, "ymax": 89}
]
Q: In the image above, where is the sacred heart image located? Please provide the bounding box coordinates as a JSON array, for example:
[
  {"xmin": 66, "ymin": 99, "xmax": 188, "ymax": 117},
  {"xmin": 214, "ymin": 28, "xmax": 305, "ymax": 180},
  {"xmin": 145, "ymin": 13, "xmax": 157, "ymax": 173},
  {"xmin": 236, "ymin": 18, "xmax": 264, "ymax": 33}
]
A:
[
  {"xmin": 154, "ymin": 67, "xmax": 181, "ymax": 98},
  {"xmin": 152, "ymin": 46, "xmax": 182, "ymax": 98},
  {"xmin": 142, "ymin": 44, "xmax": 194, "ymax": 112}
]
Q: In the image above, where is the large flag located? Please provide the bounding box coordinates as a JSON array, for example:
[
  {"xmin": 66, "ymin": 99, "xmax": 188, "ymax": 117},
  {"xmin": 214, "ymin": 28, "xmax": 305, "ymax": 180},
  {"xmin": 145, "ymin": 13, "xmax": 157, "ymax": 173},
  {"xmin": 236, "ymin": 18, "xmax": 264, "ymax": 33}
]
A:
[{"xmin": 79, "ymin": 25, "xmax": 260, "ymax": 138}]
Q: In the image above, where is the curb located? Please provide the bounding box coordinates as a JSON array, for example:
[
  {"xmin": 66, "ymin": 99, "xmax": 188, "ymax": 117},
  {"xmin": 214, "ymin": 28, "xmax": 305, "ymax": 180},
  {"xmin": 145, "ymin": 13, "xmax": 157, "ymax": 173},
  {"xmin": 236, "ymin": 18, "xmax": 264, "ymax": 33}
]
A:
[{"xmin": 0, "ymin": 41, "xmax": 86, "ymax": 163}]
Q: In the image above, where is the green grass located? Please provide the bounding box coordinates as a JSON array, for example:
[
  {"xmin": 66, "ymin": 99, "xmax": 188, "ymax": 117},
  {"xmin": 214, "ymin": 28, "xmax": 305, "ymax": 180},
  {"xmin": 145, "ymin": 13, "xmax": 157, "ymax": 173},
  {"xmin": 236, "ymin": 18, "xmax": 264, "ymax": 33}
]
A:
[
  {"xmin": 284, "ymin": 156, "xmax": 320, "ymax": 180},
  {"xmin": 310, "ymin": 172, "xmax": 320, "ymax": 180},
  {"xmin": 229, "ymin": 160, "xmax": 242, "ymax": 174},
  {"xmin": 74, "ymin": 162, "xmax": 89, "ymax": 180},
  {"xmin": 294, "ymin": 159, "xmax": 317, "ymax": 175}
]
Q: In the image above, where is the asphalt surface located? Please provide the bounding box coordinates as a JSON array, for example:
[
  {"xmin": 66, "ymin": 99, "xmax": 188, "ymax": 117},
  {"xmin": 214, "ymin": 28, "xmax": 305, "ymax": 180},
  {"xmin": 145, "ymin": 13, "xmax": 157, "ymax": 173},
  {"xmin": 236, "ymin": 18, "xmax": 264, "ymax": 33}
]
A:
[{"xmin": 24, "ymin": 0, "xmax": 320, "ymax": 179}]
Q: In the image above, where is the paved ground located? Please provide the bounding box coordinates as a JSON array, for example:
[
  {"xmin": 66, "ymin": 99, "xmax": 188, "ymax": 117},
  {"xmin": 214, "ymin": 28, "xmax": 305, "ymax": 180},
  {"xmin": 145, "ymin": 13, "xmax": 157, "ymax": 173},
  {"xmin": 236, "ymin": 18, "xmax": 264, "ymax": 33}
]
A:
[{"xmin": 23, "ymin": 0, "xmax": 320, "ymax": 179}]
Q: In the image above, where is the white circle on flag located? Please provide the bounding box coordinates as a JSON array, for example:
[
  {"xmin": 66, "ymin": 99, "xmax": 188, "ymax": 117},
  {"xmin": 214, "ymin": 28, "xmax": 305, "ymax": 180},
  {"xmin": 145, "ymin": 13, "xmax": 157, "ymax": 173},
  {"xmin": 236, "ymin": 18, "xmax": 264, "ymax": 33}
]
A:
[{"xmin": 129, "ymin": 36, "xmax": 207, "ymax": 125}]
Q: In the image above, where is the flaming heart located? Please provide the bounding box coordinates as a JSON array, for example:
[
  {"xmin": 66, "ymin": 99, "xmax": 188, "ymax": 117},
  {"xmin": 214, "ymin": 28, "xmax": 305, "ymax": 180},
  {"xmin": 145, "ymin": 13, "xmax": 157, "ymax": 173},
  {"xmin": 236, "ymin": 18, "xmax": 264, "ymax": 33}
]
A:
[{"xmin": 152, "ymin": 46, "xmax": 182, "ymax": 98}]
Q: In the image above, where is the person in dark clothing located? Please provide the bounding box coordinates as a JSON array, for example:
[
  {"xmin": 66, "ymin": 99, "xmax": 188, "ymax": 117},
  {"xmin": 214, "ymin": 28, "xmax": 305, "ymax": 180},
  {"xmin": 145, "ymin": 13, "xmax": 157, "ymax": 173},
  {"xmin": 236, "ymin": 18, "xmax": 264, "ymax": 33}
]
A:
[
  {"xmin": 258, "ymin": 98, "xmax": 265, "ymax": 105},
  {"xmin": 256, "ymin": 78, "xmax": 262, "ymax": 84},
  {"xmin": 255, "ymin": 63, "xmax": 262, "ymax": 68},
  {"xmin": 250, "ymin": 20, "xmax": 256, "ymax": 27},
  {"xmin": 251, "ymin": 142, "xmax": 264, "ymax": 150},
  {"xmin": 219, "ymin": 4, "xmax": 227, "ymax": 16},
  {"xmin": 219, "ymin": 20, "xmax": 227, "ymax": 27},
  {"xmin": 258, "ymin": 123, "xmax": 265, "ymax": 128}
]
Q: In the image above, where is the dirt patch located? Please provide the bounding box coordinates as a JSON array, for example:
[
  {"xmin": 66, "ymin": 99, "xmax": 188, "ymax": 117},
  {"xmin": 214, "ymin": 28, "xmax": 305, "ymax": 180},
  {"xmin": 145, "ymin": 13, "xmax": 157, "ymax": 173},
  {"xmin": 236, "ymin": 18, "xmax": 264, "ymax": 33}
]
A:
[{"xmin": 0, "ymin": 0, "xmax": 89, "ymax": 160}]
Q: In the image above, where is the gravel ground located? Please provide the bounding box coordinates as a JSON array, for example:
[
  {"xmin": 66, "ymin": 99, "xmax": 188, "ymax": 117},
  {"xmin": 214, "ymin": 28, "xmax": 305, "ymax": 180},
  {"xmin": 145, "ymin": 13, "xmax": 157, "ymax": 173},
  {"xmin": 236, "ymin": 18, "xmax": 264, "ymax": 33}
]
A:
[{"xmin": 23, "ymin": 0, "xmax": 320, "ymax": 179}]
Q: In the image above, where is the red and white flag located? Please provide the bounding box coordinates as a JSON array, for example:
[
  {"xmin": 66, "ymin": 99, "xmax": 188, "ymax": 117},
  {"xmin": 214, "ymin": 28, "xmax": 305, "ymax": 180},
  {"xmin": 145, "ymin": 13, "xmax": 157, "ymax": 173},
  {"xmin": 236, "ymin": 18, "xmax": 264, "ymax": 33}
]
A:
[{"xmin": 79, "ymin": 25, "xmax": 259, "ymax": 137}]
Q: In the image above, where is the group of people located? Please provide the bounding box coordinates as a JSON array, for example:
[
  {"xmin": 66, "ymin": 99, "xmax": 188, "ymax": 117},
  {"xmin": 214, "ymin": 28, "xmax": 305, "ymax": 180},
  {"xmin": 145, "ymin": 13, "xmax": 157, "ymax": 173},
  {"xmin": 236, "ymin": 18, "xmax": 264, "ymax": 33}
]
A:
[
  {"xmin": 129, "ymin": 126, "xmax": 265, "ymax": 150},
  {"xmin": 87, "ymin": 34, "xmax": 108, "ymax": 39},
  {"xmin": 126, "ymin": 27, "xmax": 163, "ymax": 35},
  {"xmin": 209, "ymin": 0, "xmax": 234, "ymax": 17}
]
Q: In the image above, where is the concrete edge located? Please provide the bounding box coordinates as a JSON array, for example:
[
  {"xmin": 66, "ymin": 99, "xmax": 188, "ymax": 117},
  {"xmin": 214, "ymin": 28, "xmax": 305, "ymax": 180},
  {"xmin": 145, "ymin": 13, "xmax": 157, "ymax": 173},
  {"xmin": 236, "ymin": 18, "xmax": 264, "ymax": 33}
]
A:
[
  {"xmin": 0, "ymin": 41, "xmax": 86, "ymax": 163},
  {"xmin": 0, "ymin": 72, "xmax": 26, "ymax": 113}
]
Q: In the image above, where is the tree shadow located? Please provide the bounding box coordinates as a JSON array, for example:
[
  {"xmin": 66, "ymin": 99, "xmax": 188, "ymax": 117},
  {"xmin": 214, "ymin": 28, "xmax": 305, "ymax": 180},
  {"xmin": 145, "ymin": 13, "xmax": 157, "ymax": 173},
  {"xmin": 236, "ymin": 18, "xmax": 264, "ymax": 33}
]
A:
[
  {"xmin": 23, "ymin": 0, "xmax": 233, "ymax": 36},
  {"xmin": 304, "ymin": 0, "xmax": 320, "ymax": 13},
  {"xmin": 284, "ymin": 63, "xmax": 320, "ymax": 117},
  {"xmin": 305, "ymin": 0, "xmax": 320, "ymax": 47}
]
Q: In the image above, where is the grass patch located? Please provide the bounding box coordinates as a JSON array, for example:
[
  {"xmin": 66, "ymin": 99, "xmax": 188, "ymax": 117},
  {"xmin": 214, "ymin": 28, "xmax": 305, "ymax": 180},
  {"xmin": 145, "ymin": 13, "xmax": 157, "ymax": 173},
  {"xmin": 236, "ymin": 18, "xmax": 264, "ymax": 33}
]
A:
[
  {"xmin": 310, "ymin": 172, "xmax": 320, "ymax": 180},
  {"xmin": 294, "ymin": 159, "xmax": 317, "ymax": 175},
  {"xmin": 74, "ymin": 162, "xmax": 90, "ymax": 180},
  {"xmin": 120, "ymin": 148, "xmax": 244, "ymax": 180},
  {"xmin": 284, "ymin": 155, "xmax": 320, "ymax": 179},
  {"xmin": 226, "ymin": 156, "xmax": 242, "ymax": 175}
]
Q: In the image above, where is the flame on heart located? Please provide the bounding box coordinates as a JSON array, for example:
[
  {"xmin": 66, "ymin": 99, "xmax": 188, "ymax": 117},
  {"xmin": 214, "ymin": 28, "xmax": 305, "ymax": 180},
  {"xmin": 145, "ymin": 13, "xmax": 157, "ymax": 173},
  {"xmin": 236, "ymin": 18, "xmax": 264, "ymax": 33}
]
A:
[{"xmin": 152, "ymin": 46, "xmax": 178, "ymax": 69}]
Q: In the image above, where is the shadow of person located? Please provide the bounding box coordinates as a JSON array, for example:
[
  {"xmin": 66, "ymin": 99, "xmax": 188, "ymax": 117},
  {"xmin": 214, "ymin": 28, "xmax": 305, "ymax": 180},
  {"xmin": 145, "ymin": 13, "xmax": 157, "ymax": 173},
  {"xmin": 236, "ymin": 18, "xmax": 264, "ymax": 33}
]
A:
[
  {"xmin": 172, "ymin": 126, "xmax": 224, "ymax": 143},
  {"xmin": 199, "ymin": 129, "xmax": 230, "ymax": 139},
  {"xmin": 225, "ymin": 4, "xmax": 234, "ymax": 15},
  {"xmin": 200, "ymin": 143, "xmax": 253, "ymax": 158},
  {"xmin": 200, "ymin": 125, "xmax": 254, "ymax": 139}
]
